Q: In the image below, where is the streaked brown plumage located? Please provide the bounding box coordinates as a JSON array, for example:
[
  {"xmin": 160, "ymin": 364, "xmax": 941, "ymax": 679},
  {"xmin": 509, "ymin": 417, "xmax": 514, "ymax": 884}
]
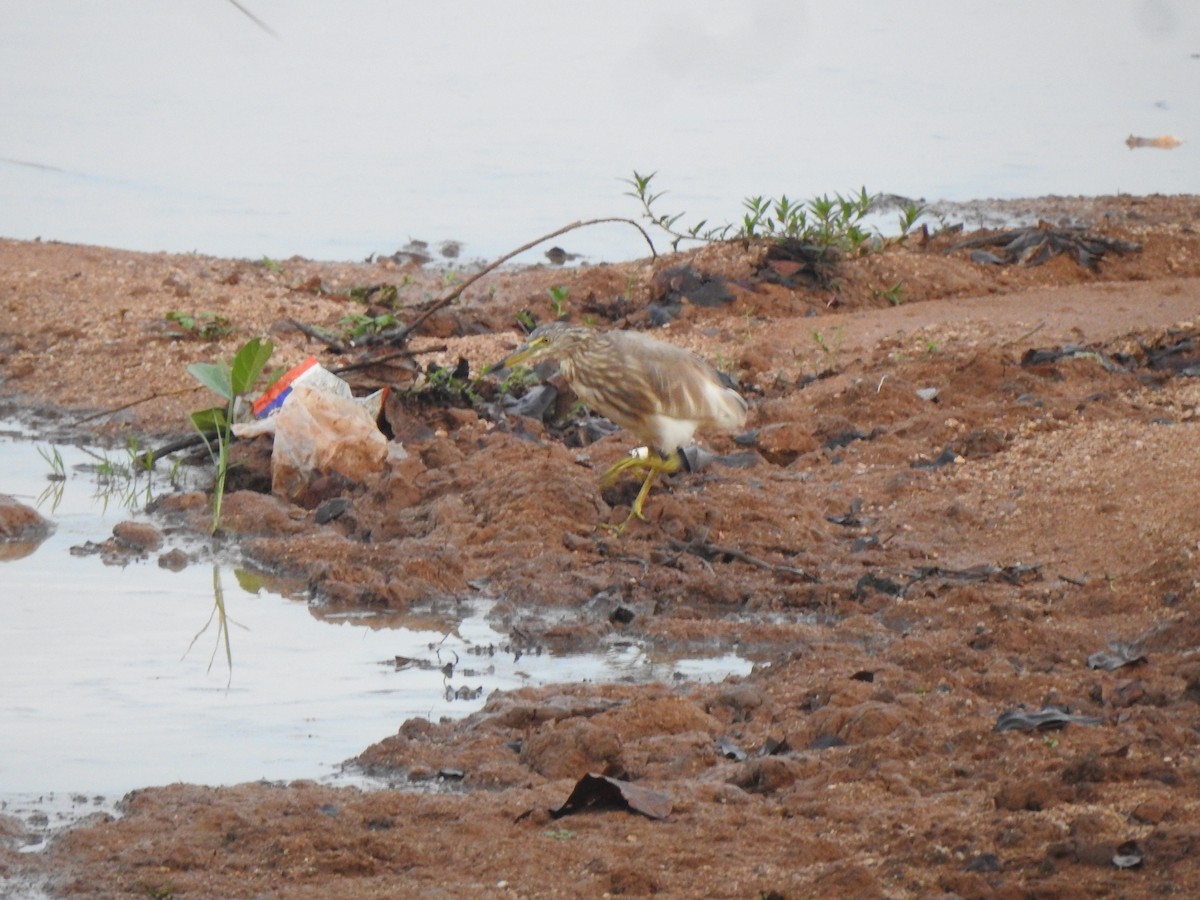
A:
[{"xmin": 487, "ymin": 322, "xmax": 747, "ymax": 530}]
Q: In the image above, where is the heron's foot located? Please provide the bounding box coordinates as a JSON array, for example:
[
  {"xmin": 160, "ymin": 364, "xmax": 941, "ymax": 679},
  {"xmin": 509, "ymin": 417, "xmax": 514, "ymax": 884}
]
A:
[
  {"xmin": 599, "ymin": 511, "xmax": 640, "ymax": 536},
  {"xmin": 599, "ymin": 448, "xmax": 651, "ymax": 488},
  {"xmin": 600, "ymin": 447, "xmax": 681, "ymax": 488},
  {"xmin": 599, "ymin": 449, "xmax": 681, "ymax": 534},
  {"xmin": 599, "ymin": 495, "xmax": 652, "ymax": 534}
]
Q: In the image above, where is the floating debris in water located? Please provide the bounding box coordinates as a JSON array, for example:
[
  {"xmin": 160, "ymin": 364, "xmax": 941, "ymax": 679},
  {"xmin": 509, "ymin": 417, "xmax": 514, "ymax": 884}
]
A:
[{"xmin": 1125, "ymin": 134, "xmax": 1182, "ymax": 150}]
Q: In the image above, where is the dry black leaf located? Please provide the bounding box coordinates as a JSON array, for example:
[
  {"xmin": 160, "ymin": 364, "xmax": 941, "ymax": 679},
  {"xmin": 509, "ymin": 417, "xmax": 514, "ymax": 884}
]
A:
[
  {"xmin": 1087, "ymin": 641, "xmax": 1147, "ymax": 671},
  {"xmin": 994, "ymin": 707, "xmax": 1104, "ymax": 732},
  {"xmin": 1112, "ymin": 840, "xmax": 1144, "ymax": 869},
  {"xmin": 549, "ymin": 773, "xmax": 672, "ymax": 821},
  {"xmin": 715, "ymin": 737, "xmax": 747, "ymax": 761},
  {"xmin": 760, "ymin": 736, "xmax": 793, "ymax": 756}
]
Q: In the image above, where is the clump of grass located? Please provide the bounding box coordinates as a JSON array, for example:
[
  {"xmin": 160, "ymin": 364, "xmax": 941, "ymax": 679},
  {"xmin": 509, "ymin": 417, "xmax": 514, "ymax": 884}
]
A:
[
  {"xmin": 874, "ymin": 281, "xmax": 906, "ymax": 306},
  {"xmin": 420, "ymin": 362, "xmax": 482, "ymax": 406},
  {"xmin": 496, "ymin": 364, "xmax": 538, "ymax": 397},
  {"xmin": 809, "ymin": 325, "xmax": 846, "ymax": 373},
  {"xmin": 165, "ymin": 310, "xmax": 234, "ymax": 341},
  {"xmin": 337, "ymin": 312, "xmax": 398, "ymax": 342},
  {"xmin": 349, "ymin": 282, "xmax": 402, "ymax": 307},
  {"xmin": 547, "ymin": 286, "xmax": 568, "ymax": 321},
  {"xmin": 547, "ymin": 286, "xmax": 570, "ymax": 319}
]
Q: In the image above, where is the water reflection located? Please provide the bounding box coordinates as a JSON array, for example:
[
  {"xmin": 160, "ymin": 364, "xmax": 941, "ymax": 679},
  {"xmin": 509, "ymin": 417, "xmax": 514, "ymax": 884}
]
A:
[{"xmin": 183, "ymin": 565, "xmax": 240, "ymax": 685}]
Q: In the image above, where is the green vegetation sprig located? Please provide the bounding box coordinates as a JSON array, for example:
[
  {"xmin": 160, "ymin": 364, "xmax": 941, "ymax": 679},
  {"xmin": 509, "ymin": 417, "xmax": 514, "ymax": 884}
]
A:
[
  {"xmin": 623, "ymin": 170, "xmax": 925, "ymax": 253},
  {"xmin": 186, "ymin": 337, "xmax": 275, "ymax": 533},
  {"xmin": 165, "ymin": 310, "xmax": 234, "ymax": 341}
]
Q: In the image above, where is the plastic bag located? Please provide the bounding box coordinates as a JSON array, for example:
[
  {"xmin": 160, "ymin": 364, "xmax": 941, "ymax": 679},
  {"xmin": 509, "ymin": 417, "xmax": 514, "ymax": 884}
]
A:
[
  {"xmin": 232, "ymin": 357, "xmax": 390, "ymax": 503},
  {"xmin": 268, "ymin": 383, "xmax": 388, "ymax": 501}
]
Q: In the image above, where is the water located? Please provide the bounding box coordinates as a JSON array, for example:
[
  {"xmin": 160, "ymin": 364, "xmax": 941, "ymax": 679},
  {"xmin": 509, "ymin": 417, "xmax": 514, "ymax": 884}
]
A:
[
  {"xmin": 0, "ymin": 1, "xmax": 1195, "ymax": 264},
  {"xmin": 0, "ymin": 423, "xmax": 749, "ymax": 836}
]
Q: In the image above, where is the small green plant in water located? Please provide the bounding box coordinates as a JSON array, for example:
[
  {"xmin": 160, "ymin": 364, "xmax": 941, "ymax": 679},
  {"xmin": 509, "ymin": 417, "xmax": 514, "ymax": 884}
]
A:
[
  {"xmin": 187, "ymin": 337, "xmax": 275, "ymax": 532},
  {"xmin": 36, "ymin": 444, "xmax": 66, "ymax": 512},
  {"xmin": 88, "ymin": 437, "xmax": 159, "ymax": 512},
  {"xmin": 39, "ymin": 439, "xmax": 181, "ymax": 513},
  {"xmin": 37, "ymin": 444, "xmax": 65, "ymax": 479}
]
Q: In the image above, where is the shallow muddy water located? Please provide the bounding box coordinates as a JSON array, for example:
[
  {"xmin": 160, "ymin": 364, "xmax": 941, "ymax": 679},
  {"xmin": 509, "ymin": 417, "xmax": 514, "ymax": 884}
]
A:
[
  {"xmin": 2, "ymin": 1, "xmax": 1194, "ymax": 263},
  {"xmin": 0, "ymin": 422, "xmax": 750, "ymax": 833}
]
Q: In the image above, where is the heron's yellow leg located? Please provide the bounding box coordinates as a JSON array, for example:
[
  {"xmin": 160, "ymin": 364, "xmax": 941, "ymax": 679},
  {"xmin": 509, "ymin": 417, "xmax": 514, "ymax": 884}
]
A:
[{"xmin": 600, "ymin": 449, "xmax": 683, "ymax": 533}]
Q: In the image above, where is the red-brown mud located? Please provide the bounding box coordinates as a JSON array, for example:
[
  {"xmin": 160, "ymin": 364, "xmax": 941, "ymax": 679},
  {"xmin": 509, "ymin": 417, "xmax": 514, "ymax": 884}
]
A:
[{"xmin": 2, "ymin": 194, "xmax": 1199, "ymax": 897}]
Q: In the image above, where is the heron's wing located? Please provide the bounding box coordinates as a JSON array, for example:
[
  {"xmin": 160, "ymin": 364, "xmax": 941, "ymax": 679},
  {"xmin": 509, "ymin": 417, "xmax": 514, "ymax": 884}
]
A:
[{"xmin": 616, "ymin": 334, "xmax": 747, "ymax": 432}]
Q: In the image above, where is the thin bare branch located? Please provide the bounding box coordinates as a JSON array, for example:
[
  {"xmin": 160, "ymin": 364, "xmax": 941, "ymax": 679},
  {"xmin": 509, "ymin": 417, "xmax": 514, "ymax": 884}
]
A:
[
  {"xmin": 357, "ymin": 217, "xmax": 657, "ymax": 349},
  {"xmin": 75, "ymin": 386, "xmax": 204, "ymax": 425}
]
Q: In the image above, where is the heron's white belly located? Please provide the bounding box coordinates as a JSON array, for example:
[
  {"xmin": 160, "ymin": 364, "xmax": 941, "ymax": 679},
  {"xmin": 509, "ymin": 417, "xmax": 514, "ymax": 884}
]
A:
[{"xmin": 649, "ymin": 414, "xmax": 700, "ymax": 452}]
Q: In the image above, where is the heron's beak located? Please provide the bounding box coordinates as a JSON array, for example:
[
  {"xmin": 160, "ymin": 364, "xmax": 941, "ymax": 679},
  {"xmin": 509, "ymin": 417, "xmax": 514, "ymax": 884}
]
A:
[{"xmin": 483, "ymin": 343, "xmax": 535, "ymax": 375}]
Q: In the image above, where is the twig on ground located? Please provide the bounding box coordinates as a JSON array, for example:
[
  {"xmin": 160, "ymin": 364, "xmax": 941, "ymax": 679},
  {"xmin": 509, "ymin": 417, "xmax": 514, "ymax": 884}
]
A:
[
  {"xmin": 137, "ymin": 432, "xmax": 215, "ymax": 466},
  {"xmin": 1002, "ymin": 320, "xmax": 1047, "ymax": 348},
  {"xmin": 330, "ymin": 344, "xmax": 448, "ymax": 375},
  {"xmin": 74, "ymin": 386, "xmax": 204, "ymax": 426},
  {"xmin": 665, "ymin": 532, "xmax": 814, "ymax": 581},
  {"xmin": 290, "ymin": 319, "xmax": 347, "ymax": 354}
]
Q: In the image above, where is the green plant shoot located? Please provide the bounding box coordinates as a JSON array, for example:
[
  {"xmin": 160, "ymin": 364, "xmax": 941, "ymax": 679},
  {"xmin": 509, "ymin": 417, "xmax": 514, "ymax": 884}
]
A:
[{"xmin": 187, "ymin": 337, "xmax": 274, "ymax": 532}]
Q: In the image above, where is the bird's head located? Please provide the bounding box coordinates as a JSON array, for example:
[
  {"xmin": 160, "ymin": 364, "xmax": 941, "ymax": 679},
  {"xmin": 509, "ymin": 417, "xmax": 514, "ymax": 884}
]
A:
[{"xmin": 484, "ymin": 322, "xmax": 587, "ymax": 374}]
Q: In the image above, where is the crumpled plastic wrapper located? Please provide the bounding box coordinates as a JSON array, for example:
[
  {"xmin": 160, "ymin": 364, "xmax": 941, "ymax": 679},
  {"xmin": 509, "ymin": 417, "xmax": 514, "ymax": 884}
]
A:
[{"xmin": 233, "ymin": 358, "xmax": 394, "ymax": 503}]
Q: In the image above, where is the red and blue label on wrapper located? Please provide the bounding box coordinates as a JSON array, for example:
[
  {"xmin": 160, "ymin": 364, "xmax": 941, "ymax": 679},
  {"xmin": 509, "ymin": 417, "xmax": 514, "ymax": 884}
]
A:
[{"xmin": 250, "ymin": 356, "xmax": 320, "ymax": 418}]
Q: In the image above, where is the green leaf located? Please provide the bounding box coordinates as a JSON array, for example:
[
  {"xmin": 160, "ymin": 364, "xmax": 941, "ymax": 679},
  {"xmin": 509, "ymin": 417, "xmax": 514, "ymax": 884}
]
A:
[
  {"xmin": 166, "ymin": 310, "xmax": 196, "ymax": 330},
  {"xmin": 190, "ymin": 406, "xmax": 227, "ymax": 433},
  {"xmin": 229, "ymin": 337, "xmax": 274, "ymax": 397},
  {"xmin": 187, "ymin": 361, "xmax": 233, "ymax": 401}
]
